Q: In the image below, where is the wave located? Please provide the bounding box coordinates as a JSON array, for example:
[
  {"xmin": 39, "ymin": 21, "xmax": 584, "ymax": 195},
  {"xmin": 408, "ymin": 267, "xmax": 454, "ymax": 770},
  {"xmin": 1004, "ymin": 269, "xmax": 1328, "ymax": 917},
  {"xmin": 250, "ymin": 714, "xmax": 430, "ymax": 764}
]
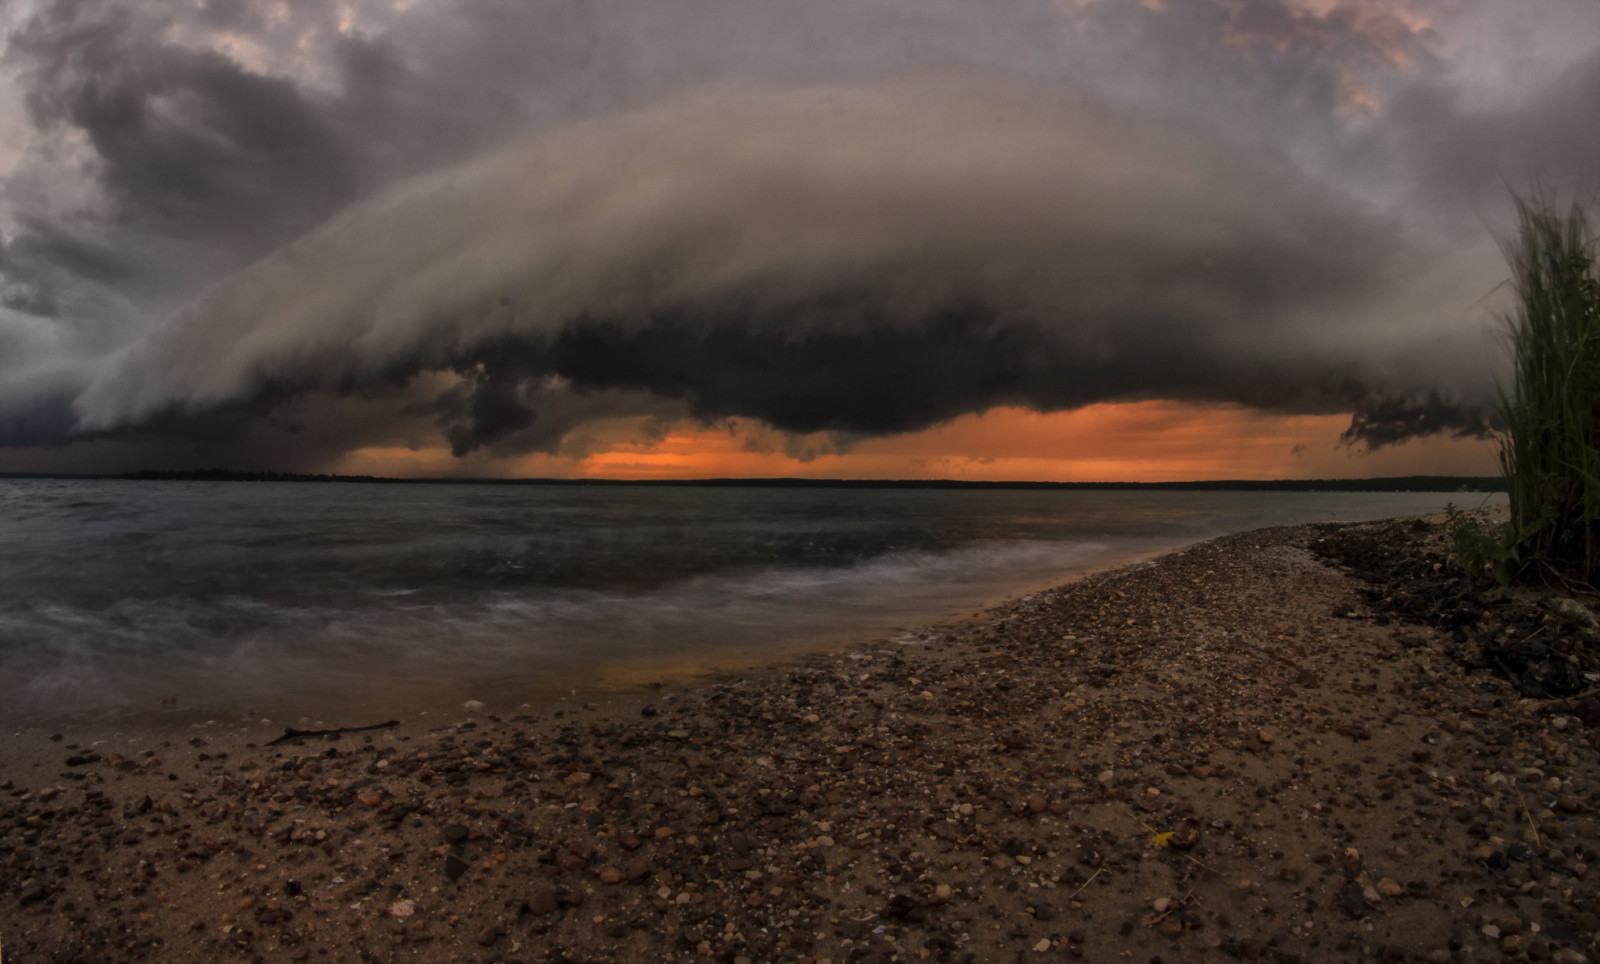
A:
[
  {"xmin": 0, "ymin": 536, "xmax": 1129, "ymax": 725},
  {"xmin": 0, "ymin": 483, "xmax": 1487, "ymax": 726}
]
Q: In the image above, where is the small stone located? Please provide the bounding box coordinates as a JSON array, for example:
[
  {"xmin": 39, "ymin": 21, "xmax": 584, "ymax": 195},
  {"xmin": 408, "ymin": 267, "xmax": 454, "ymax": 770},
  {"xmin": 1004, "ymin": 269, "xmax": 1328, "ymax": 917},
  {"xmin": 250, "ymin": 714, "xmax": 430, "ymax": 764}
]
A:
[
  {"xmin": 525, "ymin": 886, "xmax": 559, "ymax": 915},
  {"xmin": 476, "ymin": 925, "xmax": 502, "ymax": 947},
  {"xmin": 1152, "ymin": 897, "xmax": 1172, "ymax": 914},
  {"xmin": 934, "ymin": 884, "xmax": 953, "ymax": 902},
  {"xmin": 444, "ymin": 855, "xmax": 469, "ymax": 882},
  {"xmin": 462, "ymin": 699, "xmax": 486, "ymax": 714},
  {"xmin": 1549, "ymin": 598, "xmax": 1596, "ymax": 628},
  {"xmin": 1256, "ymin": 728, "xmax": 1276, "ymax": 744},
  {"xmin": 1551, "ymin": 950, "xmax": 1589, "ymax": 964},
  {"xmin": 1033, "ymin": 938, "xmax": 1052, "ymax": 952},
  {"xmin": 1481, "ymin": 925, "xmax": 1502, "ymax": 941},
  {"xmin": 1338, "ymin": 882, "xmax": 1367, "ymax": 918},
  {"xmin": 442, "ymin": 823, "xmax": 469, "ymax": 844},
  {"xmin": 1376, "ymin": 877, "xmax": 1404, "ymax": 898},
  {"xmin": 390, "ymin": 899, "xmax": 416, "ymax": 918},
  {"xmin": 564, "ymin": 771, "xmax": 593, "ymax": 787},
  {"xmin": 598, "ymin": 867, "xmax": 625, "ymax": 885}
]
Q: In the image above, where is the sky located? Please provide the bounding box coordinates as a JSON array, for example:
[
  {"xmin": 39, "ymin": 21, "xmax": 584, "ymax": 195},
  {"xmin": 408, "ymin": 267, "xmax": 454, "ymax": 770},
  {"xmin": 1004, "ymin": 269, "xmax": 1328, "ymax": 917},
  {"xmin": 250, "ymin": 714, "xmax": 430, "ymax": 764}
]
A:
[{"xmin": 0, "ymin": 0, "xmax": 1596, "ymax": 481}]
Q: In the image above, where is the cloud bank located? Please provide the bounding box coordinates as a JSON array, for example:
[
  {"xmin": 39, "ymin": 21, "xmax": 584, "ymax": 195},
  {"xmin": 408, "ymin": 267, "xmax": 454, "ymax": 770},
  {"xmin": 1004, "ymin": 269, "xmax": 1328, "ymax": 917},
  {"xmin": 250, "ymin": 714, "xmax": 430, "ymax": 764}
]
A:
[{"xmin": 2, "ymin": 0, "xmax": 1595, "ymax": 472}]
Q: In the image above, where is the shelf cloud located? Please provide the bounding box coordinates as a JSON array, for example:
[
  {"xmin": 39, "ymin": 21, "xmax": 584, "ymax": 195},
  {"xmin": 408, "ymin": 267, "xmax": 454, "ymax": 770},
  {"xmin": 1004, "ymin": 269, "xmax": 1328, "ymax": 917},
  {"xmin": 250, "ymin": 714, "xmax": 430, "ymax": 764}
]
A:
[{"xmin": 2, "ymin": 0, "xmax": 1594, "ymax": 471}]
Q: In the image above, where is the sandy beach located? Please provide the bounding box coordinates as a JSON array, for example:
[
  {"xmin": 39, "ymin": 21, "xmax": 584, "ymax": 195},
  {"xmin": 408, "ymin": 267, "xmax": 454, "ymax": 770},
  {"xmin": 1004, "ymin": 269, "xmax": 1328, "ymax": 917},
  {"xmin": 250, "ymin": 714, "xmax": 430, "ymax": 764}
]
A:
[{"xmin": 4, "ymin": 515, "xmax": 1598, "ymax": 963}]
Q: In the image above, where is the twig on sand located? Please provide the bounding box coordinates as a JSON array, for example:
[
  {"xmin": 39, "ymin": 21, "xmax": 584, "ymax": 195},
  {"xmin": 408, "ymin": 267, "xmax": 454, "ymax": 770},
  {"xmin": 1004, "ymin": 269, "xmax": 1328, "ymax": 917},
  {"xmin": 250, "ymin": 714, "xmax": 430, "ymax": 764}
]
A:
[
  {"xmin": 1068, "ymin": 869, "xmax": 1103, "ymax": 900},
  {"xmin": 1514, "ymin": 781, "xmax": 1544, "ymax": 849},
  {"xmin": 266, "ymin": 720, "xmax": 400, "ymax": 746},
  {"xmin": 1137, "ymin": 817, "xmax": 1222, "ymax": 876},
  {"xmin": 1143, "ymin": 887, "xmax": 1198, "ymax": 927}
]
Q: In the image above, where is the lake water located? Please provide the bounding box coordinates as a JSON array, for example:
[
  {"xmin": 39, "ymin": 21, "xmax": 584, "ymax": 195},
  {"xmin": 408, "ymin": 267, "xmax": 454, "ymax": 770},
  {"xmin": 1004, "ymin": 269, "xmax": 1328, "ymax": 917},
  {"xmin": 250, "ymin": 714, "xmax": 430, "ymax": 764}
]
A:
[{"xmin": 0, "ymin": 479, "xmax": 1499, "ymax": 727}]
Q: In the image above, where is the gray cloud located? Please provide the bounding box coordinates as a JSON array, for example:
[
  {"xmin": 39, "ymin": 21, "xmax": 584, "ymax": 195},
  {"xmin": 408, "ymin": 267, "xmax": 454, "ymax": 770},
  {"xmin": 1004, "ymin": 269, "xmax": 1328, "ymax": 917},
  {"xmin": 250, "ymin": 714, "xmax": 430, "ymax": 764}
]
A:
[
  {"xmin": 0, "ymin": 0, "xmax": 1590, "ymax": 473},
  {"xmin": 61, "ymin": 76, "xmax": 1492, "ymax": 452}
]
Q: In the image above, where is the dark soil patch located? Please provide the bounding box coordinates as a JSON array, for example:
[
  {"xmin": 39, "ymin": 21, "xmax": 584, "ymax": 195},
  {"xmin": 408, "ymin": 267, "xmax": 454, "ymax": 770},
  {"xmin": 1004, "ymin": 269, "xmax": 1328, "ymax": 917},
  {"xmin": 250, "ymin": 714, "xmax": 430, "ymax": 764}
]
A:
[{"xmin": 1312, "ymin": 517, "xmax": 1600, "ymax": 716}]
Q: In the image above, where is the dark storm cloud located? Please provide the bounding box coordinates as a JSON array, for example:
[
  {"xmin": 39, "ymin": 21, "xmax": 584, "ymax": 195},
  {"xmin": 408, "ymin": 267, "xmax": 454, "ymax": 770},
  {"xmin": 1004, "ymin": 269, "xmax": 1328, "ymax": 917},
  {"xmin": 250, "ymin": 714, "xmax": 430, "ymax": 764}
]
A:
[
  {"xmin": 57, "ymin": 76, "xmax": 1494, "ymax": 457},
  {"xmin": 1339, "ymin": 392, "xmax": 1496, "ymax": 450},
  {"xmin": 10, "ymin": 1, "xmax": 358, "ymax": 245},
  {"xmin": 1381, "ymin": 44, "xmax": 1600, "ymax": 215},
  {"xmin": 0, "ymin": 0, "xmax": 1589, "ymax": 471}
]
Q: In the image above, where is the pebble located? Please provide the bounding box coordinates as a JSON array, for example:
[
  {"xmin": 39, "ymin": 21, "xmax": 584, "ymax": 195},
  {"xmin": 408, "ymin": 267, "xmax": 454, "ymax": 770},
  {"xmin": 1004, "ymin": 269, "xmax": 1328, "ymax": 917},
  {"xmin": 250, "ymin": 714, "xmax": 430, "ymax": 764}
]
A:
[
  {"xmin": 525, "ymin": 886, "xmax": 559, "ymax": 915},
  {"xmin": 14, "ymin": 520, "xmax": 1600, "ymax": 964}
]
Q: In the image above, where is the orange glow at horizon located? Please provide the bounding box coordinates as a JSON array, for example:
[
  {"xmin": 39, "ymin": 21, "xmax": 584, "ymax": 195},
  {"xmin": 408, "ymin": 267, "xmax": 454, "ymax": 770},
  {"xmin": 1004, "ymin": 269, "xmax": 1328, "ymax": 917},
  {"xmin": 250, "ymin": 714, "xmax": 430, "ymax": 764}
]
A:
[{"xmin": 330, "ymin": 402, "xmax": 1500, "ymax": 482}]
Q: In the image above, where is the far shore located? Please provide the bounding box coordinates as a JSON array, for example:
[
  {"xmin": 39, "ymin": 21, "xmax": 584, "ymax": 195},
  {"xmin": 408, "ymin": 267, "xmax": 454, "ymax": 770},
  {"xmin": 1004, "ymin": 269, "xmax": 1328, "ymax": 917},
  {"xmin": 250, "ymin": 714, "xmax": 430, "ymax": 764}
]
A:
[{"xmin": 4, "ymin": 512, "xmax": 1596, "ymax": 964}]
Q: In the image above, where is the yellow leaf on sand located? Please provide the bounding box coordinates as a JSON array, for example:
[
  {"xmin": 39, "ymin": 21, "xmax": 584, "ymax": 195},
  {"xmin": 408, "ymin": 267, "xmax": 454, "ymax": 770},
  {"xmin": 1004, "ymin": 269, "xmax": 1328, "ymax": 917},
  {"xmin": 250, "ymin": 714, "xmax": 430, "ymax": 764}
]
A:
[{"xmin": 1151, "ymin": 832, "xmax": 1175, "ymax": 848}]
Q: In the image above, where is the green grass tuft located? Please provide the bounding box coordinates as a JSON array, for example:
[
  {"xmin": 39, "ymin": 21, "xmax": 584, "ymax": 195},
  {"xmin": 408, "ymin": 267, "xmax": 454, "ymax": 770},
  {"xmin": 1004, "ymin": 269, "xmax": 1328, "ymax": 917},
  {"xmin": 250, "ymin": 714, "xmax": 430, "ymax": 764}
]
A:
[{"xmin": 1492, "ymin": 194, "xmax": 1600, "ymax": 588}]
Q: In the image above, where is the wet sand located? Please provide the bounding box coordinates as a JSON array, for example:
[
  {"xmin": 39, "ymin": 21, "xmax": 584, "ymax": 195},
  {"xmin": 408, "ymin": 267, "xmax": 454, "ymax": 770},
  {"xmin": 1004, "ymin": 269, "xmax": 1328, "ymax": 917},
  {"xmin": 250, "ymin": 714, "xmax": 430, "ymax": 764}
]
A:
[{"xmin": 3, "ymin": 517, "xmax": 1598, "ymax": 963}]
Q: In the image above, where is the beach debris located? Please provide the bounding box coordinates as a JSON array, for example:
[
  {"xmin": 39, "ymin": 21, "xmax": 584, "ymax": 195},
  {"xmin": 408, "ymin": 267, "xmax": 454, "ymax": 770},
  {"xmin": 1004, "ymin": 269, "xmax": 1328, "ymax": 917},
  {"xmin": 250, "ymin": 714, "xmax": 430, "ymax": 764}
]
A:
[
  {"xmin": 462, "ymin": 699, "xmax": 487, "ymax": 713},
  {"xmin": 1548, "ymin": 598, "xmax": 1597, "ymax": 629},
  {"xmin": 264, "ymin": 719, "xmax": 400, "ymax": 746},
  {"xmin": 1150, "ymin": 822, "xmax": 1201, "ymax": 852}
]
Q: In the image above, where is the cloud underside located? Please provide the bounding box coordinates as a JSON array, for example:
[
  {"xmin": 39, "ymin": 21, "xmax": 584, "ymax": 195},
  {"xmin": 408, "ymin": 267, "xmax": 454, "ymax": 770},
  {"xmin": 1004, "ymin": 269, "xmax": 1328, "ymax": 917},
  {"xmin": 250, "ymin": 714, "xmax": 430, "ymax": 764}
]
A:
[
  {"xmin": 11, "ymin": 0, "xmax": 1600, "ymax": 471},
  {"xmin": 21, "ymin": 77, "xmax": 1486, "ymax": 465}
]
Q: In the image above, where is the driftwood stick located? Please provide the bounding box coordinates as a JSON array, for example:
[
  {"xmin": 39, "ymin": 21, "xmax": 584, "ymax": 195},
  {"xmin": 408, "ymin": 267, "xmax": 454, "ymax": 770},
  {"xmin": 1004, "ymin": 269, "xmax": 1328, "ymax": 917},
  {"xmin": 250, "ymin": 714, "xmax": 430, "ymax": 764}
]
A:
[{"xmin": 266, "ymin": 719, "xmax": 400, "ymax": 746}]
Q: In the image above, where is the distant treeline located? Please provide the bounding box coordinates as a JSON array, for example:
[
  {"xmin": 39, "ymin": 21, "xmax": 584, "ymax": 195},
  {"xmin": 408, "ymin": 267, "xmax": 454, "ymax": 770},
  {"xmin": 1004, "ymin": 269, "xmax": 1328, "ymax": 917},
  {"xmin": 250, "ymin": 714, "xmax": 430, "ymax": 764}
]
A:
[{"xmin": 37, "ymin": 469, "xmax": 1511, "ymax": 492}]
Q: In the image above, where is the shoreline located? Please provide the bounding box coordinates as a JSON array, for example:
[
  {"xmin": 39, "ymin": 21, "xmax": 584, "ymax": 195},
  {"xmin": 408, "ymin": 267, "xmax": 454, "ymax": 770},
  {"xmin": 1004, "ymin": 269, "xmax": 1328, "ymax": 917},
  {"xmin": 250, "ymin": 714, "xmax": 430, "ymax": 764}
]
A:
[
  {"xmin": 4, "ymin": 516, "xmax": 1598, "ymax": 962},
  {"xmin": 0, "ymin": 534, "xmax": 1191, "ymax": 742}
]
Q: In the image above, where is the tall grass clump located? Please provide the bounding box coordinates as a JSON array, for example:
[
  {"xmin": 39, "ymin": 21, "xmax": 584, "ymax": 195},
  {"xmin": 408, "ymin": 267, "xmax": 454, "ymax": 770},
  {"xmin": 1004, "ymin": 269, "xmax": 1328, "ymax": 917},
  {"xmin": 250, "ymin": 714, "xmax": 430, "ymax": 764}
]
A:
[{"xmin": 1495, "ymin": 195, "xmax": 1600, "ymax": 588}]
